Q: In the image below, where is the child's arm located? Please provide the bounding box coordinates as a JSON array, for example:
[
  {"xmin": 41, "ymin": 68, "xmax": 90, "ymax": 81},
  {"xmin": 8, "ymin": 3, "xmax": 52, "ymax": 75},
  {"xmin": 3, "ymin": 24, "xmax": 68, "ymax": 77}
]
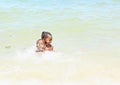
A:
[{"xmin": 45, "ymin": 44, "xmax": 53, "ymax": 51}]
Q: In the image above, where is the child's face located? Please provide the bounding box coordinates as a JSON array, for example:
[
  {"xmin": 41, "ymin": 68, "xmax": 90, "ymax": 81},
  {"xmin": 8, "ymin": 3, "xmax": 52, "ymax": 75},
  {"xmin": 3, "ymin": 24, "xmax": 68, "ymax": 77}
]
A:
[{"xmin": 44, "ymin": 35, "xmax": 52, "ymax": 44}]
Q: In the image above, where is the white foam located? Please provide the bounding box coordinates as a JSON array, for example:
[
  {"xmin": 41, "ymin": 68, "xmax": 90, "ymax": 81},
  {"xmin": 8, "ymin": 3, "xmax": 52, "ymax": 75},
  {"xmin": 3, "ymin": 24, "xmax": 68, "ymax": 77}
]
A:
[
  {"xmin": 0, "ymin": 47, "xmax": 120, "ymax": 85},
  {"xmin": 13, "ymin": 46, "xmax": 75, "ymax": 64},
  {"xmin": 0, "ymin": 78, "xmax": 120, "ymax": 85}
]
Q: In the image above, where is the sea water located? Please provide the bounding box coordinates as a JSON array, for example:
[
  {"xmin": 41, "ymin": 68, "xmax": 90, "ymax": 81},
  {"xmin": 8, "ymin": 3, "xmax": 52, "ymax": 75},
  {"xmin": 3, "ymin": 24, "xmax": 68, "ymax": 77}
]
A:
[{"xmin": 0, "ymin": 0, "xmax": 120, "ymax": 85}]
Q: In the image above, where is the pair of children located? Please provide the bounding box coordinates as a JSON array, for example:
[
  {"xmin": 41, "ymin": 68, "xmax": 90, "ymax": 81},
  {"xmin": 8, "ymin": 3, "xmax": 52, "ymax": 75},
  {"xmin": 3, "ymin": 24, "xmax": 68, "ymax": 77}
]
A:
[{"xmin": 36, "ymin": 31, "xmax": 53, "ymax": 52}]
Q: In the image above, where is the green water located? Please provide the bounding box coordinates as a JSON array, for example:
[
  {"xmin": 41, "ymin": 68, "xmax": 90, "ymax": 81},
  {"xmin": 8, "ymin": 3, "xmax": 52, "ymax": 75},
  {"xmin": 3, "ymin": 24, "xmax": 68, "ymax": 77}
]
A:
[{"xmin": 0, "ymin": 0, "xmax": 120, "ymax": 85}]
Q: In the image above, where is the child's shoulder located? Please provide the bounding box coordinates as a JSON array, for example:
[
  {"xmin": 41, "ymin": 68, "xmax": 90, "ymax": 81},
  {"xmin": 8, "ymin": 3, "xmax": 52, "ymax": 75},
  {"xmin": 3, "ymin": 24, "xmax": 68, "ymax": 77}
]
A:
[{"xmin": 37, "ymin": 39, "xmax": 43, "ymax": 43}]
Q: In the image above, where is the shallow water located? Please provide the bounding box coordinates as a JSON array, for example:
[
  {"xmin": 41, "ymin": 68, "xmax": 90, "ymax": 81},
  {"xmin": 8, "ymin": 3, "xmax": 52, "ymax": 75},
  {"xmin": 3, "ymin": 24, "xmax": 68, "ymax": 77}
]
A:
[{"xmin": 0, "ymin": 0, "xmax": 120, "ymax": 85}]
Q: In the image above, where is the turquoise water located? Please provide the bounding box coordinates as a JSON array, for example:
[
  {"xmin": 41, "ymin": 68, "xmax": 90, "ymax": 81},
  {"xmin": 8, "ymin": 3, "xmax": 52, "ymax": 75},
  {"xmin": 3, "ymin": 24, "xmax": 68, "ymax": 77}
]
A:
[{"xmin": 0, "ymin": 0, "xmax": 120, "ymax": 85}]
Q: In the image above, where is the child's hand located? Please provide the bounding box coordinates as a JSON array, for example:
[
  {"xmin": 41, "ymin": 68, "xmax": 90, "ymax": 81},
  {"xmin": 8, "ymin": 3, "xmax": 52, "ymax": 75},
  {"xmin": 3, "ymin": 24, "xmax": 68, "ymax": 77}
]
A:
[{"xmin": 45, "ymin": 45, "xmax": 53, "ymax": 51}]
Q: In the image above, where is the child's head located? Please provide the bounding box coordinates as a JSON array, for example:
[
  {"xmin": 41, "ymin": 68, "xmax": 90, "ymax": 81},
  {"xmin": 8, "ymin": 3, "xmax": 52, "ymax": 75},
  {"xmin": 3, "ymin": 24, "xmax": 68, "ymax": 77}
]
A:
[{"xmin": 41, "ymin": 31, "xmax": 52, "ymax": 44}]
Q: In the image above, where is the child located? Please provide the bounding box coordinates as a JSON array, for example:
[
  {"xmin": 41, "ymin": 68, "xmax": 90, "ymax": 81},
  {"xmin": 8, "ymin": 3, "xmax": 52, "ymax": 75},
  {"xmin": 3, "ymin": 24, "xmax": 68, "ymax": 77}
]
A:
[{"xmin": 36, "ymin": 31, "xmax": 53, "ymax": 52}]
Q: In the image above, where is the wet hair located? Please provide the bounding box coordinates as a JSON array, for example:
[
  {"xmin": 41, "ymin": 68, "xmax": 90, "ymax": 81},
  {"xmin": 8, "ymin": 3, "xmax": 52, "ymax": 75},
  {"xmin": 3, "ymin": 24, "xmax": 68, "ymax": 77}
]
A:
[{"xmin": 41, "ymin": 31, "xmax": 52, "ymax": 39}]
